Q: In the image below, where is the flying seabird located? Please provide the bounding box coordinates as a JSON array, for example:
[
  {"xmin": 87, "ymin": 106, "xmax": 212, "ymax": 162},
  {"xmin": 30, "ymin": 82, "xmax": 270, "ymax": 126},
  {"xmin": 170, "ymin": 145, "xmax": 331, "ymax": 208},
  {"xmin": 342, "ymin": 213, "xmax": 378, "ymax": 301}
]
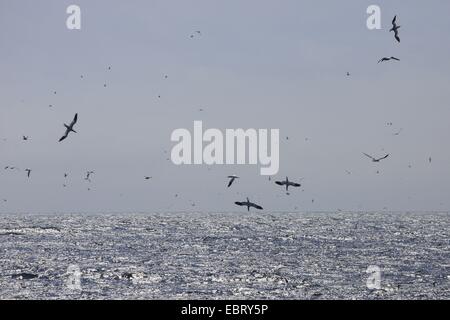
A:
[
  {"xmin": 393, "ymin": 128, "xmax": 403, "ymax": 136},
  {"xmin": 85, "ymin": 171, "xmax": 94, "ymax": 182},
  {"xmin": 390, "ymin": 15, "xmax": 401, "ymax": 43},
  {"xmin": 4, "ymin": 166, "xmax": 19, "ymax": 171},
  {"xmin": 363, "ymin": 153, "xmax": 389, "ymax": 162},
  {"xmin": 25, "ymin": 169, "xmax": 31, "ymax": 178},
  {"xmin": 144, "ymin": 176, "xmax": 152, "ymax": 180},
  {"xmin": 378, "ymin": 56, "xmax": 400, "ymax": 63},
  {"xmin": 59, "ymin": 113, "xmax": 78, "ymax": 142},
  {"xmin": 275, "ymin": 177, "xmax": 302, "ymax": 192},
  {"xmin": 234, "ymin": 197, "xmax": 263, "ymax": 211},
  {"xmin": 227, "ymin": 175, "xmax": 239, "ymax": 188},
  {"xmin": 22, "ymin": 136, "xmax": 29, "ymax": 141},
  {"xmin": 189, "ymin": 31, "xmax": 202, "ymax": 39}
]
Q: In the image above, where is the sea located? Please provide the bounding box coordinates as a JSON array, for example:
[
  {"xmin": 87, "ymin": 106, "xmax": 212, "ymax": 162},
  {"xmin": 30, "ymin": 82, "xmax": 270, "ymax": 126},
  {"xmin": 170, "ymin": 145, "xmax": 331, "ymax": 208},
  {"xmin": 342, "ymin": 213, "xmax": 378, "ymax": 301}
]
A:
[{"xmin": 0, "ymin": 212, "xmax": 448, "ymax": 300}]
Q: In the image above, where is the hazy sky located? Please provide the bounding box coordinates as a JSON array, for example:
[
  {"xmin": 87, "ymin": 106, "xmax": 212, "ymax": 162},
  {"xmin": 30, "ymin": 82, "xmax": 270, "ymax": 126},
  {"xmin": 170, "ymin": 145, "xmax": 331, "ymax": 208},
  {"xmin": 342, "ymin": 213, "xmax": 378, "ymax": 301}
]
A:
[{"xmin": 1, "ymin": 0, "xmax": 450, "ymax": 213}]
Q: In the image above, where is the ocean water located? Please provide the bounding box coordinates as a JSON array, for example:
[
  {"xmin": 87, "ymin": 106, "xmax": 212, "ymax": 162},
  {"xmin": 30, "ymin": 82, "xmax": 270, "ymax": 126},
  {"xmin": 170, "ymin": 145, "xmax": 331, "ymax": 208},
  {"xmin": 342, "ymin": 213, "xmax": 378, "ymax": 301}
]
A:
[{"xmin": 0, "ymin": 212, "xmax": 448, "ymax": 300}]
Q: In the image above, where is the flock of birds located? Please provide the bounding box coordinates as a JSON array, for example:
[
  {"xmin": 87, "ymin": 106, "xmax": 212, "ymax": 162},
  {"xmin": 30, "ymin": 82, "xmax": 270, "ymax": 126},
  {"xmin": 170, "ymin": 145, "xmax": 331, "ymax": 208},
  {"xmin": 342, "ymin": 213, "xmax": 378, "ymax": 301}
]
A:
[
  {"xmin": 234, "ymin": 15, "xmax": 404, "ymax": 211},
  {"xmin": 0, "ymin": 15, "xmax": 435, "ymax": 211}
]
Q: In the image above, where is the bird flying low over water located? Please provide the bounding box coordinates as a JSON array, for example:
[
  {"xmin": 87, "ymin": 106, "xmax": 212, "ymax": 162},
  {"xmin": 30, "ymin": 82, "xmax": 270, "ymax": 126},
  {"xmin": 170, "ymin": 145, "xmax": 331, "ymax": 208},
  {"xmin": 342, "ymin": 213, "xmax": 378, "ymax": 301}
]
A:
[
  {"xmin": 59, "ymin": 113, "xmax": 78, "ymax": 142},
  {"xmin": 363, "ymin": 153, "xmax": 389, "ymax": 162},
  {"xmin": 378, "ymin": 56, "xmax": 400, "ymax": 63},
  {"xmin": 275, "ymin": 177, "xmax": 302, "ymax": 192},
  {"xmin": 235, "ymin": 197, "xmax": 263, "ymax": 211},
  {"xmin": 227, "ymin": 175, "xmax": 240, "ymax": 188},
  {"xmin": 25, "ymin": 169, "xmax": 31, "ymax": 178},
  {"xmin": 390, "ymin": 15, "xmax": 401, "ymax": 43}
]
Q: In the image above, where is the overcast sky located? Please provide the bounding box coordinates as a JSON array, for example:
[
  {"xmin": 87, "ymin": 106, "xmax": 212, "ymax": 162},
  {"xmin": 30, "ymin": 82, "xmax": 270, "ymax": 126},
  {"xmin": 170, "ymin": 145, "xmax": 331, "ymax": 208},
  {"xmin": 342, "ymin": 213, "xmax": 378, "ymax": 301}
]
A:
[{"xmin": 1, "ymin": 0, "xmax": 450, "ymax": 213}]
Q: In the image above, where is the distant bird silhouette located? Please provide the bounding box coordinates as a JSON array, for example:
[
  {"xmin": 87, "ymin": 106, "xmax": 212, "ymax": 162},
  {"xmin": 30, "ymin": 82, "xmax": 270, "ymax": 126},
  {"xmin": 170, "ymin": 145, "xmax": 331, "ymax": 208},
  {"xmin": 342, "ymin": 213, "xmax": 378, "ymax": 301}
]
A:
[
  {"xmin": 390, "ymin": 15, "xmax": 401, "ymax": 43},
  {"xmin": 85, "ymin": 171, "xmax": 94, "ymax": 182},
  {"xmin": 393, "ymin": 128, "xmax": 403, "ymax": 136},
  {"xmin": 346, "ymin": 72, "xmax": 351, "ymax": 76},
  {"xmin": 378, "ymin": 56, "xmax": 400, "ymax": 63},
  {"xmin": 227, "ymin": 175, "xmax": 239, "ymax": 188},
  {"xmin": 363, "ymin": 153, "xmax": 389, "ymax": 162},
  {"xmin": 25, "ymin": 169, "xmax": 31, "ymax": 178},
  {"xmin": 59, "ymin": 113, "xmax": 78, "ymax": 142},
  {"xmin": 189, "ymin": 31, "xmax": 202, "ymax": 39},
  {"xmin": 144, "ymin": 176, "xmax": 152, "ymax": 180},
  {"xmin": 22, "ymin": 136, "xmax": 29, "ymax": 141},
  {"xmin": 235, "ymin": 197, "xmax": 263, "ymax": 211},
  {"xmin": 275, "ymin": 177, "xmax": 302, "ymax": 191},
  {"xmin": 4, "ymin": 166, "xmax": 19, "ymax": 171}
]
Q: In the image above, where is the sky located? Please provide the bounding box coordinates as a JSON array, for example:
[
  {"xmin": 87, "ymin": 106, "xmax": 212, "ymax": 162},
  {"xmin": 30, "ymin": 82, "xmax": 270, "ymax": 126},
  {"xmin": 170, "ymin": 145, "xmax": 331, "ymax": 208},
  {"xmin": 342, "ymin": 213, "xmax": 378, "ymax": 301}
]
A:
[{"xmin": 1, "ymin": 0, "xmax": 450, "ymax": 213}]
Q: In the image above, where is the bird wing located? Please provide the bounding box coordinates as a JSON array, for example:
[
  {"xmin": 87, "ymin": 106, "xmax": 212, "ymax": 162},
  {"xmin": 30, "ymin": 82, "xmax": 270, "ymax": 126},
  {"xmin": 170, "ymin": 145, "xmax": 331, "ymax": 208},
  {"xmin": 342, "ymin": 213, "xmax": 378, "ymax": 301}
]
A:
[
  {"xmin": 227, "ymin": 177, "xmax": 235, "ymax": 188},
  {"xmin": 391, "ymin": 57, "xmax": 400, "ymax": 61},
  {"xmin": 394, "ymin": 31, "xmax": 400, "ymax": 42},
  {"xmin": 251, "ymin": 203, "xmax": 263, "ymax": 210},
  {"xmin": 275, "ymin": 181, "xmax": 285, "ymax": 186},
  {"xmin": 59, "ymin": 134, "xmax": 68, "ymax": 142},
  {"xmin": 291, "ymin": 183, "xmax": 301, "ymax": 187},
  {"xmin": 363, "ymin": 153, "xmax": 375, "ymax": 160},
  {"xmin": 392, "ymin": 15, "xmax": 397, "ymax": 25},
  {"xmin": 235, "ymin": 201, "xmax": 244, "ymax": 206},
  {"xmin": 71, "ymin": 113, "xmax": 78, "ymax": 126},
  {"xmin": 378, "ymin": 154, "xmax": 389, "ymax": 161}
]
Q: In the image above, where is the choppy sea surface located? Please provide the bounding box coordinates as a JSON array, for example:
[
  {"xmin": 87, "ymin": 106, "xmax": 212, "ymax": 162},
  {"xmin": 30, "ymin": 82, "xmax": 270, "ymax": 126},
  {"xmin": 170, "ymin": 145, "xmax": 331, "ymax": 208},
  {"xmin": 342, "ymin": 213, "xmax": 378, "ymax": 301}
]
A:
[{"xmin": 0, "ymin": 212, "xmax": 448, "ymax": 300}]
